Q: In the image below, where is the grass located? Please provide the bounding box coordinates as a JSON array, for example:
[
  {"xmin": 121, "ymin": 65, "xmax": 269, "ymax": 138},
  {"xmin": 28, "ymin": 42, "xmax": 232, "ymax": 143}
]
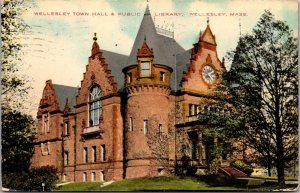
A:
[
  {"xmin": 101, "ymin": 176, "xmax": 243, "ymax": 191},
  {"xmin": 57, "ymin": 176, "xmax": 241, "ymax": 191},
  {"xmin": 56, "ymin": 176, "xmax": 298, "ymax": 191},
  {"xmin": 56, "ymin": 182, "xmax": 103, "ymax": 191}
]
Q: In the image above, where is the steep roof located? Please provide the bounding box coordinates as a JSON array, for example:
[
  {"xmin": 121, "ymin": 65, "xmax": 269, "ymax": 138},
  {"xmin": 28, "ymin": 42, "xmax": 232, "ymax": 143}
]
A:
[
  {"xmin": 200, "ymin": 24, "xmax": 216, "ymax": 45},
  {"xmin": 171, "ymin": 49, "xmax": 192, "ymax": 89},
  {"xmin": 53, "ymin": 84, "xmax": 77, "ymax": 112},
  {"xmin": 126, "ymin": 5, "xmax": 185, "ymax": 67},
  {"xmin": 101, "ymin": 50, "xmax": 128, "ymax": 90}
]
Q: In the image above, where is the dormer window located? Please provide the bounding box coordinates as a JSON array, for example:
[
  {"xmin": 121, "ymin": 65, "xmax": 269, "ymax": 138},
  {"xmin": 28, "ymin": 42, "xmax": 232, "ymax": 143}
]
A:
[
  {"xmin": 89, "ymin": 86, "xmax": 102, "ymax": 126},
  {"xmin": 140, "ymin": 61, "xmax": 151, "ymax": 77}
]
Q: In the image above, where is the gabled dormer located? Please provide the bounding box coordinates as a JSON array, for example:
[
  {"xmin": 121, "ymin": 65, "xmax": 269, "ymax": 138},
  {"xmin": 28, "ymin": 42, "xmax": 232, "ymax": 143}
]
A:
[
  {"xmin": 137, "ymin": 38, "xmax": 154, "ymax": 78},
  {"xmin": 123, "ymin": 38, "xmax": 172, "ymax": 89}
]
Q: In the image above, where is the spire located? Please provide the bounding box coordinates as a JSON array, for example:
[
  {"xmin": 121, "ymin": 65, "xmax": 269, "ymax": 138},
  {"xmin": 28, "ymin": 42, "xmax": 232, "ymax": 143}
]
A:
[
  {"xmin": 63, "ymin": 97, "xmax": 71, "ymax": 114},
  {"xmin": 91, "ymin": 32, "xmax": 100, "ymax": 56},
  {"xmin": 145, "ymin": 4, "xmax": 150, "ymax": 15},
  {"xmin": 125, "ymin": 4, "xmax": 184, "ymax": 67},
  {"xmin": 199, "ymin": 20, "xmax": 216, "ymax": 45}
]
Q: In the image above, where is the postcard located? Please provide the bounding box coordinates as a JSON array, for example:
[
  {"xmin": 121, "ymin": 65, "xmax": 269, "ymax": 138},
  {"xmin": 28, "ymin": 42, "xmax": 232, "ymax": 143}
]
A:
[{"xmin": 1, "ymin": 0, "xmax": 298, "ymax": 191}]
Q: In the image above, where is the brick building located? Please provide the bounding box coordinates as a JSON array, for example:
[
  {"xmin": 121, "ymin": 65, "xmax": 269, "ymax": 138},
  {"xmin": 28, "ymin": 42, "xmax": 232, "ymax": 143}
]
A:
[{"xmin": 31, "ymin": 6, "xmax": 226, "ymax": 182}]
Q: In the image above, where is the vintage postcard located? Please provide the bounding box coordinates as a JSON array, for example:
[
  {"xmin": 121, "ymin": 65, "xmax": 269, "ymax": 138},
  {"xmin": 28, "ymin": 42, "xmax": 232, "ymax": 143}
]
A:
[{"xmin": 1, "ymin": 0, "xmax": 298, "ymax": 191}]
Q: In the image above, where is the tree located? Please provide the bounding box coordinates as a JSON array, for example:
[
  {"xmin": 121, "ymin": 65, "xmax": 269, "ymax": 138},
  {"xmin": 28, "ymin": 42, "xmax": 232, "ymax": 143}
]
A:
[
  {"xmin": 1, "ymin": 0, "xmax": 34, "ymax": 109},
  {"xmin": 199, "ymin": 10, "xmax": 297, "ymax": 186},
  {"xmin": 147, "ymin": 131, "xmax": 172, "ymax": 175},
  {"xmin": 1, "ymin": 109, "xmax": 36, "ymax": 174},
  {"xmin": 2, "ymin": 166, "xmax": 58, "ymax": 191},
  {"xmin": 223, "ymin": 10, "xmax": 298, "ymax": 186},
  {"xmin": 1, "ymin": 0, "xmax": 37, "ymax": 181}
]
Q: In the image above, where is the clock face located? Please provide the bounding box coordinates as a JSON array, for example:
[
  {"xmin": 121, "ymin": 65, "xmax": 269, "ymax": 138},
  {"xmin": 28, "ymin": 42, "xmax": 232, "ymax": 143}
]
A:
[{"xmin": 202, "ymin": 65, "xmax": 216, "ymax": 83}]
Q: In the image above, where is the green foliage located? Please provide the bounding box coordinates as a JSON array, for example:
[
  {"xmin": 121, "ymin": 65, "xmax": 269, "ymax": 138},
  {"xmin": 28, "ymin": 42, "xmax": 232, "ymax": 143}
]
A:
[
  {"xmin": 1, "ymin": 0, "xmax": 35, "ymax": 108},
  {"xmin": 1, "ymin": 108, "xmax": 36, "ymax": 174},
  {"xmin": 201, "ymin": 10, "xmax": 298, "ymax": 186},
  {"xmin": 224, "ymin": 10, "xmax": 298, "ymax": 186},
  {"xmin": 208, "ymin": 158, "xmax": 221, "ymax": 175},
  {"xmin": 2, "ymin": 166, "xmax": 58, "ymax": 191},
  {"xmin": 231, "ymin": 160, "xmax": 254, "ymax": 175}
]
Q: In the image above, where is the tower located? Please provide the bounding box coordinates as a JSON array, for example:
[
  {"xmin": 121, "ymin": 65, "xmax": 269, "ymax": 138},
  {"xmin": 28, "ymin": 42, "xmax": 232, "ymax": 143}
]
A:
[{"xmin": 123, "ymin": 38, "xmax": 173, "ymax": 178}]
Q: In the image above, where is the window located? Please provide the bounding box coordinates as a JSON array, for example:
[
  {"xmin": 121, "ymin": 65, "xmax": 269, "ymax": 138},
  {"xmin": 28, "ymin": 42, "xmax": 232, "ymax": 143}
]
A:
[
  {"xmin": 191, "ymin": 141, "xmax": 197, "ymax": 160},
  {"xmin": 140, "ymin": 61, "xmax": 151, "ymax": 77},
  {"xmin": 89, "ymin": 86, "xmax": 102, "ymax": 126},
  {"xmin": 83, "ymin": 147, "xmax": 88, "ymax": 163},
  {"xmin": 64, "ymin": 151, "xmax": 69, "ymax": 165},
  {"xmin": 129, "ymin": 117, "xmax": 133, "ymax": 131},
  {"xmin": 41, "ymin": 142, "xmax": 50, "ymax": 155},
  {"xmin": 101, "ymin": 145, "xmax": 106, "ymax": 162},
  {"xmin": 92, "ymin": 146, "xmax": 97, "ymax": 163},
  {"xmin": 64, "ymin": 122, "xmax": 69, "ymax": 135},
  {"xmin": 100, "ymin": 170, "xmax": 105, "ymax": 182},
  {"xmin": 91, "ymin": 172, "xmax": 96, "ymax": 182},
  {"xmin": 83, "ymin": 172, "xmax": 87, "ymax": 182},
  {"xmin": 196, "ymin": 105, "xmax": 200, "ymax": 115},
  {"xmin": 194, "ymin": 105, "xmax": 199, "ymax": 115},
  {"xmin": 63, "ymin": 174, "xmax": 67, "ymax": 181},
  {"xmin": 160, "ymin": 72, "xmax": 165, "ymax": 82},
  {"xmin": 127, "ymin": 73, "xmax": 132, "ymax": 83},
  {"xmin": 189, "ymin": 104, "xmax": 194, "ymax": 116},
  {"xmin": 158, "ymin": 124, "xmax": 163, "ymax": 138},
  {"xmin": 43, "ymin": 113, "xmax": 49, "ymax": 133},
  {"xmin": 143, "ymin": 120, "xmax": 148, "ymax": 134}
]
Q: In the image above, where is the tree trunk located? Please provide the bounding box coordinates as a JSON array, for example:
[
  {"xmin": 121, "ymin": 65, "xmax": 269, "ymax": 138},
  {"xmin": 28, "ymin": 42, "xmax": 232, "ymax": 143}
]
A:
[
  {"xmin": 267, "ymin": 162, "xmax": 271, "ymax": 177},
  {"xmin": 275, "ymin": 95, "xmax": 285, "ymax": 186}
]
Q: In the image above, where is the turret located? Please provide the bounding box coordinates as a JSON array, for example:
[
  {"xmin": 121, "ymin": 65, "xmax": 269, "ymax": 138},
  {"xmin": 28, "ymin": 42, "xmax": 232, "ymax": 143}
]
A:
[{"xmin": 122, "ymin": 38, "xmax": 172, "ymax": 178}]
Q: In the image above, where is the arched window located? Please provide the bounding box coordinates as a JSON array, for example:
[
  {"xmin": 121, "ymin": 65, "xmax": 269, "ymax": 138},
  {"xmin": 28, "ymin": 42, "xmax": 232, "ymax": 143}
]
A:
[{"xmin": 89, "ymin": 86, "xmax": 102, "ymax": 126}]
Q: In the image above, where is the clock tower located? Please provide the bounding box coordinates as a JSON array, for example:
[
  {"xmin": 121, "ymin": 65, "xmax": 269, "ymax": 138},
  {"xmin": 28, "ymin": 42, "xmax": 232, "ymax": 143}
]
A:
[{"xmin": 181, "ymin": 20, "xmax": 225, "ymax": 95}]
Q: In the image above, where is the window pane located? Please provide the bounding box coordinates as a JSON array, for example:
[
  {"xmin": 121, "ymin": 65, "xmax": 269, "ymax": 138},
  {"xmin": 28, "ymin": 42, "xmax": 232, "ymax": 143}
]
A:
[
  {"xmin": 140, "ymin": 62, "xmax": 150, "ymax": 76},
  {"xmin": 141, "ymin": 62, "xmax": 150, "ymax": 70}
]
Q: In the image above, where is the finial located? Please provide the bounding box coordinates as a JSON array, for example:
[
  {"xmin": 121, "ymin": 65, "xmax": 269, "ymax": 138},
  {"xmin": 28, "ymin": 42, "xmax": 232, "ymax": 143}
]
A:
[
  {"xmin": 207, "ymin": 17, "xmax": 209, "ymax": 25},
  {"xmin": 145, "ymin": 1, "xmax": 150, "ymax": 15},
  {"xmin": 93, "ymin": 32, "xmax": 97, "ymax": 41},
  {"xmin": 144, "ymin": 36, "xmax": 146, "ymax": 41}
]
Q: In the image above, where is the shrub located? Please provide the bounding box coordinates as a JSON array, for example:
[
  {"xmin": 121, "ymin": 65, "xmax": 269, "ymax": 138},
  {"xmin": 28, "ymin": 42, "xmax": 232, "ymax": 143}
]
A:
[
  {"xmin": 208, "ymin": 158, "xmax": 221, "ymax": 175},
  {"xmin": 2, "ymin": 166, "xmax": 59, "ymax": 191},
  {"xmin": 231, "ymin": 160, "xmax": 253, "ymax": 175}
]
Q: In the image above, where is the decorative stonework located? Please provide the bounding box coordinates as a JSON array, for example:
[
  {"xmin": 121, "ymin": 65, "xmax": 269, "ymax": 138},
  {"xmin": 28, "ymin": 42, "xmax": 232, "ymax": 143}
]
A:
[
  {"xmin": 37, "ymin": 79, "xmax": 60, "ymax": 117},
  {"xmin": 137, "ymin": 38, "xmax": 154, "ymax": 57}
]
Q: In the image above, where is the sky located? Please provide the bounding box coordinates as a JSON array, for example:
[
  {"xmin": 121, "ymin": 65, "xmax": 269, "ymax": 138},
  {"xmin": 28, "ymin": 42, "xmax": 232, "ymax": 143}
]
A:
[{"xmin": 20, "ymin": 0, "xmax": 298, "ymax": 117}]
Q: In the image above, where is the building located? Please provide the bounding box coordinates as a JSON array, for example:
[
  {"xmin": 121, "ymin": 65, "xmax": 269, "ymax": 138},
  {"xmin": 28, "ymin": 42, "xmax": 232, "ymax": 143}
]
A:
[{"xmin": 31, "ymin": 5, "xmax": 226, "ymax": 182}]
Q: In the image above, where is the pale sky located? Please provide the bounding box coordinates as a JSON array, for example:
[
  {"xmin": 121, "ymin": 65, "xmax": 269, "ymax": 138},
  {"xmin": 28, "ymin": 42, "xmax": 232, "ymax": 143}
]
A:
[{"xmin": 20, "ymin": 0, "xmax": 298, "ymax": 117}]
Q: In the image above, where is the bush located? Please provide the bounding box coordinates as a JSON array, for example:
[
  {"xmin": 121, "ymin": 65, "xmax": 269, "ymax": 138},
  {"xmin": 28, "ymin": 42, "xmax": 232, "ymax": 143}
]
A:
[
  {"xmin": 208, "ymin": 158, "xmax": 221, "ymax": 175},
  {"xmin": 2, "ymin": 166, "xmax": 59, "ymax": 191},
  {"xmin": 231, "ymin": 160, "xmax": 253, "ymax": 175}
]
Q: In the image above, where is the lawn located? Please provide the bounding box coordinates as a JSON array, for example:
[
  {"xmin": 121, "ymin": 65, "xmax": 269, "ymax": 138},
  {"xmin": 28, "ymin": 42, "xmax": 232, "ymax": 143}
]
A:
[
  {"xmin": 56, "ymin": 176, "xmax": 298, "ymax": 191},
  {"xmin": 57, "ymin": 176, "xmax": 242, "ymax": 191},
  {"xmin": 57, "ymin": 182, "xmax": 103, "ymax": 191}
]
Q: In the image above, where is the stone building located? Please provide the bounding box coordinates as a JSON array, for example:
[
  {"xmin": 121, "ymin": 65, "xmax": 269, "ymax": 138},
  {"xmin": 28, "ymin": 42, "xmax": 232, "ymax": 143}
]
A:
[{"xmin": 31, "ymin": 6, "xmax": 226, "ymax": 182}]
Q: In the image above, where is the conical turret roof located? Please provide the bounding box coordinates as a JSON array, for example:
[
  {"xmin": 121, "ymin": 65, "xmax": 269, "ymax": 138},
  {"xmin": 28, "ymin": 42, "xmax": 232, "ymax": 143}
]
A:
[{"xmin": 126, "ymin": 5, "xmax": 184, "ymax": 67}]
